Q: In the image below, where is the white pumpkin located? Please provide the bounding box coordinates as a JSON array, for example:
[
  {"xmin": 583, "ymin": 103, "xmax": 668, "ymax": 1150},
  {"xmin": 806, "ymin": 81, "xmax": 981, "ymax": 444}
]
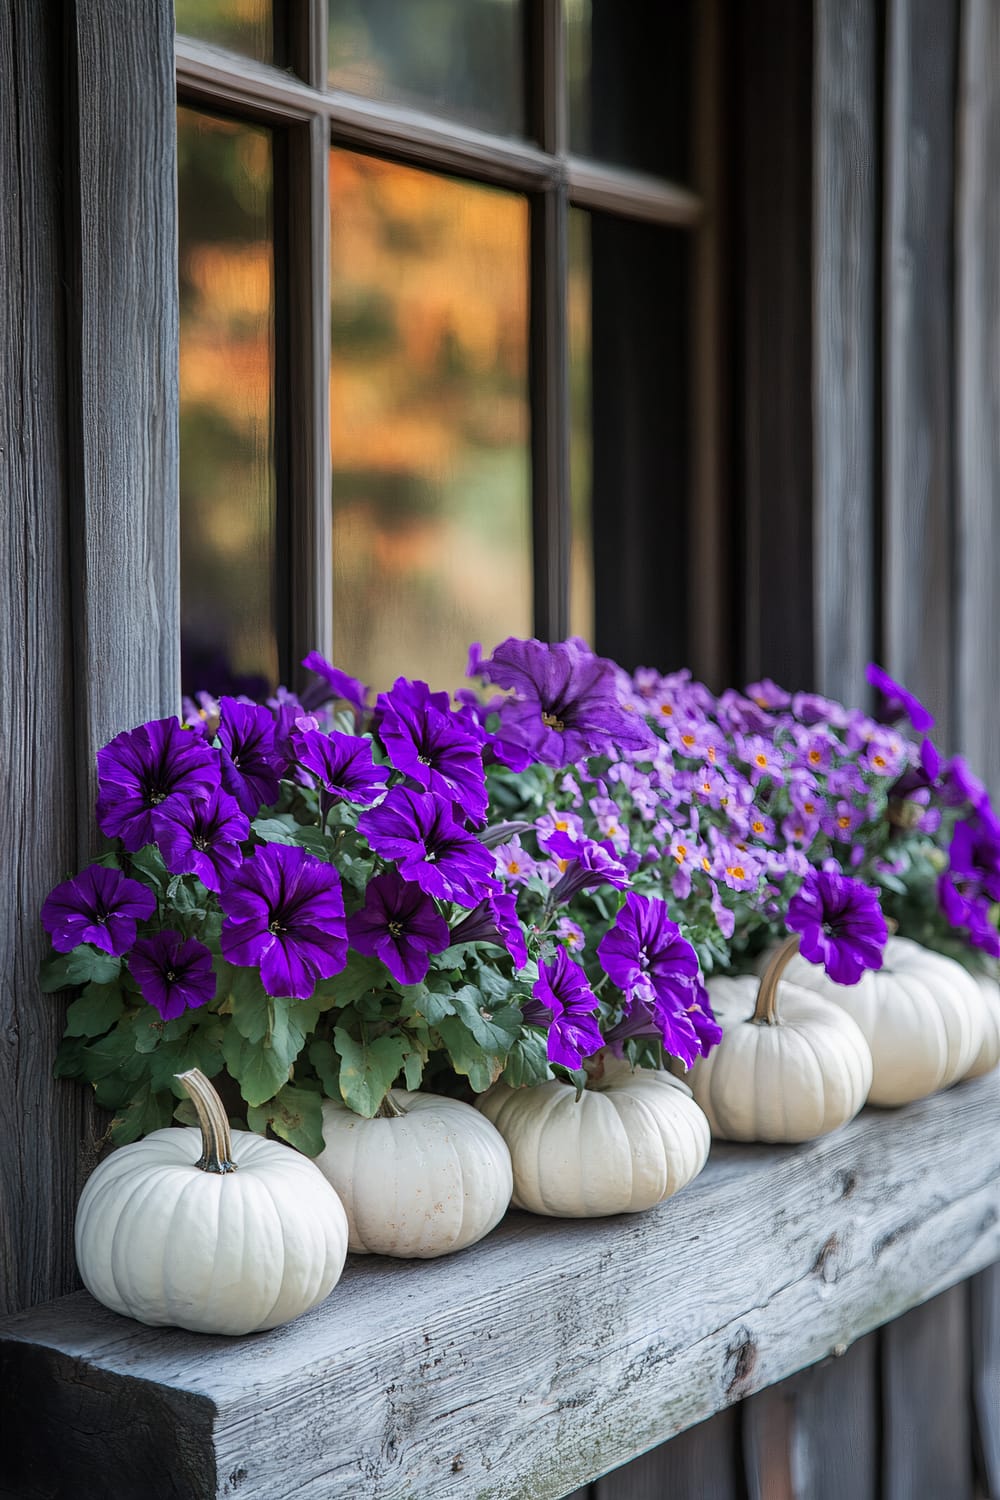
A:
[
  {"xmin": 689, "ymin": 942, "xmax": 873, "ymax": 1142},
  {"xmin": 777, "ymin": 936, "xmax": 985, "ymax": 1105},
  {"xmin": 75, "ymin": 1069, "xmax": 349, "ymax": 1335},
  {"xmin": 476, "ymin": 1055, "xmax": 710, "ymax": 1218},
  {"xmin": 966, "ymin": 971, "xmax": 1000, "ymax": 1078},
  {"xmin": 315, "ymin": 1090, "xmax": 513, "ymax": 1257}
]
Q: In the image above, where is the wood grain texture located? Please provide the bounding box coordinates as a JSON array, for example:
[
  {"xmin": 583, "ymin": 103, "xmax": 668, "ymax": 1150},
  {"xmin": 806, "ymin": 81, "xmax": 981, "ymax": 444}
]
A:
[
  {"xmin": 883, "ymin": 1284, "xmax": 974, "ymax": 1500},
  {"xmin": 971, "ymin": 1263, "xmax": 1000, "ymax": 1496},
  {"xmin": 882, "ymin": 0, "xmax": 959, "ymax": 746},
  {"xmin": 0, "ymin": 0, "xmax": 93, "ymax": 1318},
  {"xmin": 954, "ymin": 0, "xmax": 1000, "ymax": 799},
  {"xmin": 3, "ymin": 1078, "xmax": 1000, "ymax": 1500},
  {"xmin": 66, "ymin": 0, "xmax": 181, "ymax": 813},
  {"xmin": 812, "ymin": 0, "xmax": 879, "ymax": 708}
]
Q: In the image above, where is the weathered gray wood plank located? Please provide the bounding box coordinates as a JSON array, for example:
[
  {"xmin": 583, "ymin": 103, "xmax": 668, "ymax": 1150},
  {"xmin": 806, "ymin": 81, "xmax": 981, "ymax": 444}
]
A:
[
  {"xmin": 971, "ymin": 1263, "xmax": 1000, "ymax": 1496},
  {"xmin": 883, "ymin": 1284, "xmax": 974, "ymax": 1500},
  {"xmin": 0, "ymin": 0, "xmax": 93, "ymax": 1319},
  {"xmin": 955, "ymin": 0, "xmax": 1000, "ymax": 799},
  {"xmin": 812, "ymin": 0, "xmax": 879, "ymax": 708},
  {"xmin": 883, "ymin": 0, "xmax": 960, "ymax": 744},
  {"xmin": 743, "ymin": 1333, "xmax": 879, "ymax": 1500},
  {"xmin": 66, "ymin": 0, "xmax": 180, "ymax": 824},
  {"xmin": 3, "ymin": 1078, "xmax": 1000, "ymax": 1500}
]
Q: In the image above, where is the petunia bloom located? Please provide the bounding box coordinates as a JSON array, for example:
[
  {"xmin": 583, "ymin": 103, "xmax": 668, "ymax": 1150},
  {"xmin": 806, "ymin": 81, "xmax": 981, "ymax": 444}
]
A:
[
  {"xmin": 347, "ymin": 868, "xmax": 450, "ymax": 985},
  {"xmin": 449, "ymin": 890, "xmax": 529, "ymax": 969},
  {"xmin": 523, "ymin": 948, "xmax": 604, "ymax": 1069},
  {"xmin": 41, "ymin": 864, "xmax": 156, "ymax": 955},
  {"xmin": 154, "ymin": 786, "xmax": 249, "ymax": 893},
  {"xmin": 597, "ymin": 892, "xmax": 701, "ymax": 1014},
  {"xmin": 299, "ymin": 651, "xmax": 370, "ymax": 718},
  {"xmin": 377, "ymin": 678, "xmax": 489, "ymax": 824},
  {"xmin": 477, "ymin": 636, "xmax": 653, "ymax": 768},
  {"xmin": 96, "ymin": 717, "xmax": 221, "ymax": 852},
  {"xmin": 128, "ymin": 930, "xmax": 216, "ymax": 1020},
  {"xmin": 358, "ymin": 787, "xmax": 498, "ymax": 908},
  {"xmin": 217, "ymin": 697, "xmax": 283, "ymax": 815},
  {"xmin": 291, "ymin": 727, "xmax": 390, "ymax": 808},
  {"xmin": 865, "ymin": 662, "xmax": 935, "ymax": 732},
  {"xmin": 542, "ymin": 829, "xmax": 632, "ymax": 904},
  {"xmin": 219, "ymin": 843, "xmax": 348, "ymax": 999},
  {"xmin": 786, "ymin": 870, "xmax": 887, "ymax": 985}
]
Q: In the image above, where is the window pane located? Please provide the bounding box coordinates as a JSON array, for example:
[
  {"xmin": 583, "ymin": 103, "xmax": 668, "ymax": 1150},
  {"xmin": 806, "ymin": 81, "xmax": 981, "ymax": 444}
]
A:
[
  {"xmin": 330, "ymin": 150, "xmax": 531, "ymax": 692},
  {"xmin": 178, "ymin": 109, "xmax": 278, "ymax": 698},
  {"xmin": 328, "ymin": 0, "xmax": 524, "ymax": 137},
  {"xmin": 568, "ymin": 210, "xmax": 594, "ymax": 647},
  {"xmin": 566, "ymin": 0, "xmax": 693, "ymax": 183},
  {"xmin": 175, "ymin": 0, "xmax": 274, "ymax": 64}
]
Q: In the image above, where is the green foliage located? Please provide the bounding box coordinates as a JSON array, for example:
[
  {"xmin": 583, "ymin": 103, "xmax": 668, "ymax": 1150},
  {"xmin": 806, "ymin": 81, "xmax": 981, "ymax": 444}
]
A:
[
  {"xmin": 248, "ymin": 1084, "xmax": 325, "ymax": 1156},
  {"xmin": 333, "ymin": 1027, "xmax": 409, "ymax": 1117}
]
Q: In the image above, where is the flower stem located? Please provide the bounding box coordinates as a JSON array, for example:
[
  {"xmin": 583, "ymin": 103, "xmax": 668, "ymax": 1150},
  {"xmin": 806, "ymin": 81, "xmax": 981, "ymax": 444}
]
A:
[
  {"xmin": 752, "ymin": 935, "xmax": 800, "ymax": 1026},
  {"xmin": 176, "ymin": 1067, "xmax": 238, "ymax": 1173}
]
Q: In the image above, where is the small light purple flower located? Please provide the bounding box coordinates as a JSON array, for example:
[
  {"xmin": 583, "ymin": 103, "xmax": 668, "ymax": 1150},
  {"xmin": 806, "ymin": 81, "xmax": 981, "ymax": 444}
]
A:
[
  {"xmin": 41, "ymin": 864, "xmax": 156, "ymax": 955},
  {"xmin": 128, "ymin": 930, "xmax": 216, "ymax": 1020},
  {"xmin": 154, "ymin": 787, "xmax": 249, "ymax": 893},
  {"xmin": 219, "ymin": 843, "xmax": 348, "ymax": 999},
  {"xmin": 96, "ymin": 718, "xmax": 221, "ymax": 852},
  {"xmin": 347, "ymin": 869, "xmax": 450, "ymax": 985},
  {"xmin": 786, "ymin": 870, "xmax": 887, "ymax": 985}
]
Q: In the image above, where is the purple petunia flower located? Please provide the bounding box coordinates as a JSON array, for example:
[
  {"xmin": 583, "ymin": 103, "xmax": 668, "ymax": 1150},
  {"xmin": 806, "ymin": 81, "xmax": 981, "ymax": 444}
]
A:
[
  {"xmin": 219, "ymin": 843, "xmax": 348, "ymax": 999},
  {"xmin": 523, "ymin": 948, "xmax": 604, "ymax": 1069},
  {"xmin": 96, "ymin": 718, "xmax": 221, "ymax": 852},
  {"xmin": 477, "ymin": 636, "xmax": 653, "ymax": 768},
  {"xmin": 41, "ymin": 864, "xmax": 156, "ymax": 955},
  {"xmin": 597, "ymin": 892, "xmax": 701, "ymax": 1013},
  {"xmin": 291, "ymin": 727, "xmax": 390, "ymax": 808},
  {"xmin": 449, "ymin": 890, "xmax": 529, "ymax": 969},
  {"xmin": 154, "ymin": 787, "xmax": 249, "ymax": 893},
  {"xmin": 786, "ymin": 870, "xmax": 887, "ymax": 985},
  {"xmin": 299, "ymin": 651, "xmax": 370, "ymax": 718},
  {"xmin": 347, "ymin": 869, "xmax": 450, "ymax": 985},
  {"xmin": 377, "ymin": 679, "xmax": 489, "ymax": 824},
  {"xmin": 358, "ymin": 787, "xmax": 498, "ymax": 908},
  {"xmin": 542, "ymin": 830, "xmax": 632, "ymax": 904},
  {"xmin": 128, "ymin": 930, "xmax": 216, "ymax": 1020},
  {"xmin": 217, "ymin": 698, "xmax": 283, "ymax": 816},
  {"xmin": 865, "ymin": 662, "xmax": 935, "ymax": 733}
]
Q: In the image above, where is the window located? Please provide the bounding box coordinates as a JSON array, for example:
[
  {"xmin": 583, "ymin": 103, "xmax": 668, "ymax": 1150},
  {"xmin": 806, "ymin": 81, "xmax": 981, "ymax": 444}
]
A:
[{"xmin": 175, "ymin": 0, "xmax": 721, "ymax": 696}]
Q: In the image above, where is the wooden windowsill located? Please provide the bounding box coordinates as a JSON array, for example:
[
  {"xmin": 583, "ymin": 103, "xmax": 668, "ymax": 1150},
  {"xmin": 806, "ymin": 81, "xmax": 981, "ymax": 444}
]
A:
[{"xmin": 2, "ymin": 1074, "xmax": 999, "ymax": 1500}]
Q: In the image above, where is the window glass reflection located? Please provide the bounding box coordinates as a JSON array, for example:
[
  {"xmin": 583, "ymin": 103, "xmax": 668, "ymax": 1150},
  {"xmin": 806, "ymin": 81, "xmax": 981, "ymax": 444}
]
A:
[
  {"xmin": 328, "ymin": 0, "xmax": 524, "ymax": 137},
  {"xmin": 178, "ymin": 108, "xmax": 278, "ymax": 697},
  {"xmin": 330, "ymin": 150, "xmax": 531, "ymax": 692},
  {"xmin": 175, "ymin": 0, "xmax": 274, "ymax": 64}
]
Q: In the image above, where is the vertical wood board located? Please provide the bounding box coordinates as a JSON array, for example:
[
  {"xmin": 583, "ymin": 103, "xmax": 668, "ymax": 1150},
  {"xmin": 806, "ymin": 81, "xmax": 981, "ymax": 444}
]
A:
[
  {"xmin": 596, "ymin": 1406, "xmax": 741, "ymax": 1500},
  {"xmin": 954, "ymin": 0, "xmax": 1000, "ymax": 799},
  {"xmin": 971, "ymin": 1264, "xmax": 1000, "ymax": 1498},
  {"xmin": 882, "ymin": 1284, "xmax": 974, "ymax": 1500},
  {"xmin": 882, "ymin": 0, "xmax": 959, "ymax": 744},
  {"xmin": 812, "ymin": 0, "xmax": 879, "ymax": 708}
]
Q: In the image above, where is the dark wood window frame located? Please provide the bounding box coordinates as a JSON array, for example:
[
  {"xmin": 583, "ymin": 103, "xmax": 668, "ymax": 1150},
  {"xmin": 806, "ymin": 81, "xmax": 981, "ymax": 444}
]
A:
[{"xmin": 175, "ymin": 0, "xmax": 725, "ymax": 685}]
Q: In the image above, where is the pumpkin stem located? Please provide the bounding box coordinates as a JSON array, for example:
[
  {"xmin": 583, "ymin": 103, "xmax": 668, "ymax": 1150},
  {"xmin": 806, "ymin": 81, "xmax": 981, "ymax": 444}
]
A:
[
  {"xmin": 176, "ymin": 1068, "xmax": 238, "ymax": 1174},
  {"xmin": 886, "ymin": 915, "xmax": 899, "ymax": 936},
  {"xmin": 752, "ymin": 936, "xmax": 801, "ymax": 1025},
  {"xmin": 376, "ymin": 1091, "xmax": 406, "ymax": 1119}
]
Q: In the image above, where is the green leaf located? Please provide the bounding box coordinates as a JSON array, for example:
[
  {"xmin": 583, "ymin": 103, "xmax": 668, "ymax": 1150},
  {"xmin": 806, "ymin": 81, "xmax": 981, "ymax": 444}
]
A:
[
  {"xmin": 501, "ymin": 1029, "xmax": 552, "ymax": 1089},
  {"xmin": 226, "ymin": 968, "xmax": 271, "ymax": 1042},
  {"xmin": 130, "ymin": 1008, "xmax": 194, "ymax": 1055},
  {"xmin": 252, "ymin": 817, "xmax": 333, "ymax": 860},
  {"xmin": 64, "ymin": 983, "xmax": 126, "ymax": 1038},
  {"xmin": 84, "ymin": 1022, "xmax": 147, "ymax": 1081},
  {"xmin": 40, "ymin": 946, "xmax": 122, "ymax": 993},
  {"xmin": 313, "ymin": 951, "xmax": 388, "ymax": 1008},
  {"xmin": 434, "ymin": 1016, "xmax": 499, "ymax": 1094},
  {"xmin": 53, "ymin": 1035, "xmax": 88, "ymax": 1080},
  {"xmin": 447, "ymin": 984, "xmax": 522, "ymax": 1055},
  {"xmin": 128, "ymin": 845, "xmax": 168, "ymax": 890},
  {"xmin": 248, "ymin": 1084, "xmax": 325, "ymax": 1156},
  {"xmin": 308, "ymin": 1038, "xmax": 340, "ymax": 1096},
  {"xmin": 148, "ymin": 1020, "xmax": 226, "ymax": 1094},
  {"xmin": 110, "ymin": 1084, "xmax": 175, "ymax": 1146},
  {"xmin": 403, "ymin": 1046, "xmax": 425, "ymax": 1091},
  {"xmin": 222, "ymin": 1027, "xmax": 293, "ymax": 1107},
  {"xmin": 397, "ymin": 981, "xmax": 455, "ymax": 1026},
  {"xmin": 333, "ymin": 1027, "xmax": 408, "ymax": 1117}
]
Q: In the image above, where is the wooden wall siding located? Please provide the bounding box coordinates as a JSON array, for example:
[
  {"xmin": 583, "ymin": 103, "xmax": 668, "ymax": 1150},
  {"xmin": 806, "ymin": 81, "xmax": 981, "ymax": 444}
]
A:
[
  {"xmin": 66, "ymin": 0, "xmax": 181, "ymax": 830},
  {"xmin": 972, "ymin": 1264, "xmax": 1000, "ymax": 1497},
  {"xmin": 882, "ymin": 0, "xmax": 960, "ymax": 747},
  {"xmin": 955, "ymin": 0, "xmax": 1000, "ymax": 797},
  {"xmin": 812, "ymin": 0, "xmax": 880, "ymax": 708},
  {"xmin": 0, "ymin": 0, "xmax": 89, "ymax": 1320},
  {"xmin": 882, "ymin": 1284, "xmax": 974, "ymax": 1500},
  {"xmin": 735, "ymin": 0, "xmax": 815, "ymax": 690}
]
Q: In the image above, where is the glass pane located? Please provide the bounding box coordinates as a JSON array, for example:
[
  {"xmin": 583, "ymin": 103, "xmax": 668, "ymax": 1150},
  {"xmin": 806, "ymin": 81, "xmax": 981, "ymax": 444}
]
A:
[
  {"xmin": 566, "ymin": 0, "xmax": 693, "ymax": 183},
  {"xmin": 568, "ymin": 210, "xmax": 594, "ymax": 647},
  {"xmin": 177, "ymin": 109, "xmax": 278, "ymax": 698},
  {"xmin": 175, "ymin": 0, "xmax": 273, "ymax": 64},
  {"xmin": 328, "ymin": 0, "xmax": 524, "ymax": 137},
  {"xmin": 330, "ymin": 150, "xmax": 531, "ymax": 693}
]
